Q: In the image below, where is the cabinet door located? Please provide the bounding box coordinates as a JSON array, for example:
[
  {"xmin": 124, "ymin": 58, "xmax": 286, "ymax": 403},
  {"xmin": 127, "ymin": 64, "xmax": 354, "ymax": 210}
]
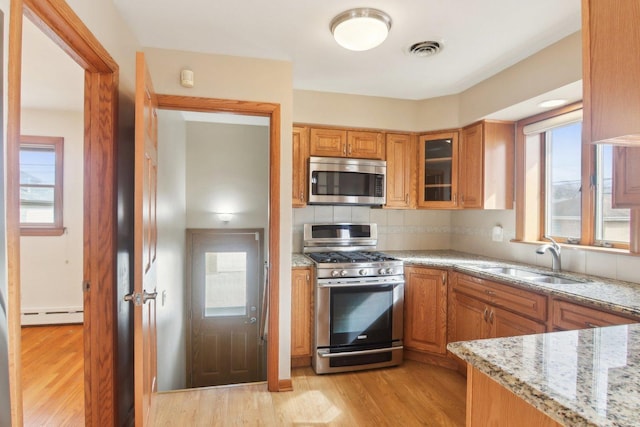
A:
[
  {"xmin": 418, "ymin": 131, "xmax": 459, "ymax": 209},
  {"xmin": 551, "ymin": 299, "xmax": 637, "ymax": 331},
  {"xmin": 385, "ymin": 133, "xmax": 415, "ymax": 208},
  {"xmin": 460, "ymin": 122, "xmax": 484, "ymax": 208},
  {"xmin": 583, "ymin": 0, "xmax": 640, "ymax": 144},
  {"xmin": 450, "ymin": 292, "xmax": 489, "ymax": 343},
  {"xmin": 490, "ymin": 306, "xmax": 546, "ymax": 339},
  {"xmin": 613, "ymin": 146, "xmax": 640, "ymax": 207},
  {"xmin": 309, "ymin": 128, "xmax": 347, "ymax": 157},
  {"xmin": 347, "ymin": 131, "xmax": 385, "ymax": 159},
  {"xmin": 291, "ymin": 268, "xmax": 313, "ymax": 360},
  {"xmin": 292, "ymin": 126, "xmax": 309, "ymax": 207},
  {"xmin": 404, "ymin": 267, "xmax": 448, "ymax": 354}
]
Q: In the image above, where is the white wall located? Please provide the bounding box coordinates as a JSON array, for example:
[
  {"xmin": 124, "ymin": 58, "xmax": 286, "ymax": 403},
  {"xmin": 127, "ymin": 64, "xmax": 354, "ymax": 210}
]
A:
[
  {"xmin": 185, "ymin": 121, "xmax": 269, "ymax": 231},
  {"xmin": 156, "ymin": 110, "xmax": 187, "ymax": 391},
  {"xmin": 19, "ymin": 109, "xmax": 84, "ymax": 323}
]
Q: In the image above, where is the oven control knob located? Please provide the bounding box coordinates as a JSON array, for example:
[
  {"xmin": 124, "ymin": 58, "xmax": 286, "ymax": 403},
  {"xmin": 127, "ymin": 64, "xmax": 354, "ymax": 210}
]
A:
[
  {"xmin": 359, "ymin": 269, "xmax": 367, "ymax": 276},
  {"xmin": 386, "ymin": 268, "xmax": 394, "ymax": 274},
  {"xmin": 331, "ymin": 270, "xmax": 340, "ymax": 277},
  {"xmin": 340, "ymin": 270, "xmax": 348, "ymax": 277},
  {"xmin": 378, "ymin": 268, "xmax": 386, "ymax": 275}
]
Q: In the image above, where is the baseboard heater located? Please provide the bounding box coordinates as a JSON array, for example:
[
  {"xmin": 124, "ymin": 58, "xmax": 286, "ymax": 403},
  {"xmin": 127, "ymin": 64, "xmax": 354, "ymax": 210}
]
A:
[{"xmin": 21, "ymin": 306, "xmax": 83, "ymax": 325}]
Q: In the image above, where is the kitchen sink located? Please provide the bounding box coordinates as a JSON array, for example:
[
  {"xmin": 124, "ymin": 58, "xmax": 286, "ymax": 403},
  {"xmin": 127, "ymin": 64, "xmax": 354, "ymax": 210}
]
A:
[
  {"xmin": 479, "ymin": 266, "xmax": 546, "ymax": 279},
  {"xmin": 479, "ymin": 266, "xmax": 586, "ymax": 285},
  {"xmin": 531, "ymin": 276, "xmax": 584, "ymax": 285}
]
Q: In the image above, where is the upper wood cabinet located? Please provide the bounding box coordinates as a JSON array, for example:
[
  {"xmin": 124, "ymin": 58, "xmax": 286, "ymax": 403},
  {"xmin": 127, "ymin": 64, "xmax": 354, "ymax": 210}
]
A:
[
  {"xmin": 418, "ymin": 131, "xmax": 460, "ymax": 209},
  {"xmin": 582, "ymin": 0, "xmax": 640, "ymax": 145},
  {"xmin": 292, "ymin": 126, "xmax": 309, "ymax": 208},
  {"xmin": 459, "ymin": 121, "xmax": 514, "ymax": 209},
  {"xmin": 613, "ymin": 146, "xmax": 640, "ymax": 208},
  {"xmin": 309, "ymin": 128, "xmax": 384, "ymax": 160},
  {"xmin": 404, "ymin": 267, "xmax": 448, "ymax": 355},
  {"xmin": 385, "ymin": 133, "xmax": 415, "ymax": 209}
]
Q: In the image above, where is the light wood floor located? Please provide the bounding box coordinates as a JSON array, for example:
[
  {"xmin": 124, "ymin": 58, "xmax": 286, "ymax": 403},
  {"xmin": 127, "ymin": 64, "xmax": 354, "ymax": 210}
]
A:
[
  {"xmin": 21, "ymin": 324, "xmax": 84, "ymax": 427},
  {"xmin": 152, "ymin": 360, "xmax": 466, "ymax": 426}
]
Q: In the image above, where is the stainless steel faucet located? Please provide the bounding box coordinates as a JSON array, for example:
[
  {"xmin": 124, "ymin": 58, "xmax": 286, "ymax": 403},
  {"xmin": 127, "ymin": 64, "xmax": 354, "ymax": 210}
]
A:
[{"xmin": 536, "ymin": 236, "xmax": 562, "ymax": 272}]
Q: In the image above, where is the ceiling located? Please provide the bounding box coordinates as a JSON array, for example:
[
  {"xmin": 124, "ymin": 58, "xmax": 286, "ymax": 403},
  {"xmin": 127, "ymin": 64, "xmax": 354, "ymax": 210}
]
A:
[
  {"xmin": 113, "ymin": 0, "xmax": 581, "ymax": 101},
  {"xmin": 21, "ymin": 1, "xmax": 583, "ymax": 120}
]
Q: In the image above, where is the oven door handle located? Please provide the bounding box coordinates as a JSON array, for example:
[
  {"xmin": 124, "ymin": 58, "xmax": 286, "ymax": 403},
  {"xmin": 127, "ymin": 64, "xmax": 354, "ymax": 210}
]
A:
[
  {"xmin": 317, "ymin": 280, "xmax": 404, "ymax": 288},
  {"xmin": 317, "ymin": 346, "xmax": 403, "ymax": 358}
]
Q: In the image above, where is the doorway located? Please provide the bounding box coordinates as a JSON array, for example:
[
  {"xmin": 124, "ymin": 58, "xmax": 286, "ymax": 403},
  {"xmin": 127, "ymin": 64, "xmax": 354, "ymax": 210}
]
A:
[
  {"xmin": 187, "ymin": 229, "xmax": 266, "ymax": 387},
  {"xmin": 155, "ymin": 94, "xmax": 281, "ymax": 393},
  {"xmin": 18, "ymin": 15, "xmax": 85, "ymax": 425},
  {"xmin": 7, "ymin": 1, "xmax": 120, "ymax": 425}
]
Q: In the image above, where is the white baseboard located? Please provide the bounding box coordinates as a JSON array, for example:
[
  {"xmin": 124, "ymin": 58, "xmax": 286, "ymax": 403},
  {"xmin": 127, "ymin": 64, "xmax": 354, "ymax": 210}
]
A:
[{"xmin": 21, "ymin": 306, "xmax": 84, "ymax": 325}]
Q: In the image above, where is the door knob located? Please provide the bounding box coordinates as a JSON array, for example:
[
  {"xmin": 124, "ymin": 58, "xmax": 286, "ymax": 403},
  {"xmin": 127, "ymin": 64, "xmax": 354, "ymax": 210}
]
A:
[
  {"xmin": 143, "ymin": 290, "xmax": 157, "ymax": 303},
  {"xmin": 246, "ymin": 317, "xmax": 257, "ymax": 324}
]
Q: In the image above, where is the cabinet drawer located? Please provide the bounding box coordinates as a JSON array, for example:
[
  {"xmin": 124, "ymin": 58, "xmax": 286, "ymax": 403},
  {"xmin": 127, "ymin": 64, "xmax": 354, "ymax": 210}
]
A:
[
  {"xmin": 552, "ymin": 299, "xmax": 638, "ymax": 331},
  {"xmin": 453, "ymin": 273, "xmax": 547, "ymax": 322}
]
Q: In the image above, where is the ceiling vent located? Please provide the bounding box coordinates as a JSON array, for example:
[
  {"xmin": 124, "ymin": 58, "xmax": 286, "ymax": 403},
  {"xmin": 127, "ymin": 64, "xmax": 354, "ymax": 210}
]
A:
[{"xmin": 408, "ymin": 40, "xmax": 443, "ymax": 57}]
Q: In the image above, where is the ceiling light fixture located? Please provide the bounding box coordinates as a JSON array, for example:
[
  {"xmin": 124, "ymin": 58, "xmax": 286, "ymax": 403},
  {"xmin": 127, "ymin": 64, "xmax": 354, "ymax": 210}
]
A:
[
  {"xmin": 330, "ymin": 8, "xmax": 392, "ymax": 51},
  {"xmin": 538, "ymin": 99, "xmax": 568, "ymax": 108}
]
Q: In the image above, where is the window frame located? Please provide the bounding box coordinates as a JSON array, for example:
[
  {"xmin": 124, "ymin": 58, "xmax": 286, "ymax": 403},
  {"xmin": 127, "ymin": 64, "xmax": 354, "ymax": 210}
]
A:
[
  {"xmin": 19, "ymin": 135, "xmax": 64, "ymax": 236},
  {"xmin": 516, "ymin": 102, "xmax": 635, "ymax": 252}
]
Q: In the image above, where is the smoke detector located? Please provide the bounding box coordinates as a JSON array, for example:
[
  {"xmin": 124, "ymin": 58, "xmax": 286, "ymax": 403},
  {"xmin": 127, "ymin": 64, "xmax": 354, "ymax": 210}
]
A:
[{"xmin": 407, "ymin": 40, "xmax": 443, "ymax": 57}]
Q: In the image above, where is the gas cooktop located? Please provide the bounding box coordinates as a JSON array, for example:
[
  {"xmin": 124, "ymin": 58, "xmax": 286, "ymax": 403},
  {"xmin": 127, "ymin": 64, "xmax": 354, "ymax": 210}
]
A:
[{"xmin": 306, "ymin": 251, "xmax": 398, "ymax": 264}]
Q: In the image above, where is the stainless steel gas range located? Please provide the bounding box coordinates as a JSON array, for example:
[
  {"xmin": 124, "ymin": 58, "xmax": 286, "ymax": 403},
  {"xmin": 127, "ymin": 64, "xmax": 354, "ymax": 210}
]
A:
[{"xmin": 303, "ymin": 223, "xmax": 404, "ymax": 374}]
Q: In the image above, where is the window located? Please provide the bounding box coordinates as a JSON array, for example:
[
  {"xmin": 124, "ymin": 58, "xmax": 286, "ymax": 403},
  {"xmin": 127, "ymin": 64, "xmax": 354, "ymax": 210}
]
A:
[
  {"xmin": 516, "ymin": 103, "xmax": 632, "ymax": 250},
  {"xmin": 19, "ymin": 135, "xmax": 64, "ymax": 236}
]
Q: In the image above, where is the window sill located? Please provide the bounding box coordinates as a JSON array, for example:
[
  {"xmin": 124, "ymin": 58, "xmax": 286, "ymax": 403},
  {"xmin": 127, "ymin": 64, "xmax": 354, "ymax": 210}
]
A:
[
  {"xmin": 510, "ymin": 239, "xmax": 638, "ymax": 257},
  {"xmin": 20, "ymin": 227, "xmax": 65, "ymax": 237}
]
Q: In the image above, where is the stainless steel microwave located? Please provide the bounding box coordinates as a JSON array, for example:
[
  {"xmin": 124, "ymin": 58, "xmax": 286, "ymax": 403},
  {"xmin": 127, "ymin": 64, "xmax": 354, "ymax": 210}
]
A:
[{"xmin": 308, "ymin": 156, "xmax": 386, "ymax": 206}]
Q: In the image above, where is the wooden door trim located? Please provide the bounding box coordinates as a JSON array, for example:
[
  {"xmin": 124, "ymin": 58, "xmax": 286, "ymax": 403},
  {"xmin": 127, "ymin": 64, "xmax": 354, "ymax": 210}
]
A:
[
  {"xmin": 157, "ymin": 94, "xmax": 282, "ymax": 392},
  {"xmin": 7, "ymin": 0, "xmax": 119, "ymax": 425}
]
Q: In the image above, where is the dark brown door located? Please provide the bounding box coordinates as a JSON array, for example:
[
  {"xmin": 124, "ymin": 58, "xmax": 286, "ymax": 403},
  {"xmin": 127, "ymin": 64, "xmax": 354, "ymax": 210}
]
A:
[{"xmin": 188, "ymin": 229, "xmax": 264, "ymax": 387}]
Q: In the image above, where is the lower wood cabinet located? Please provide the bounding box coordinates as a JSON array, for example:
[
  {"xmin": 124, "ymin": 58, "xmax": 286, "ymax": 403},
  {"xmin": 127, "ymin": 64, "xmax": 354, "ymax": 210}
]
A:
[
  {"xmin": 291, "ymin": 267, "xmax": 313, "ymax": 367},
  {"xmin": 403, "ymin": 266, "xmax": 448, "ymax": 355},
  {"xmin": 551, "ymin": 298, "xmax": 639, "ymax": 331},
  {"xmin": 466, "ymin": 366, "xmax": 562, "ymax": 427},
  {"xmin": 449, "ymin": 273, "xmax": 547, "ymax": 343}
]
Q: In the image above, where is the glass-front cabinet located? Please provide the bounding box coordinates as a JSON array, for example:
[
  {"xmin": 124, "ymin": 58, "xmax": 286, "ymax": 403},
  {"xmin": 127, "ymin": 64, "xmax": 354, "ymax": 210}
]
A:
[{"xmin": 418, "ymin": 131, "xmax": 459, "ymax": 208}]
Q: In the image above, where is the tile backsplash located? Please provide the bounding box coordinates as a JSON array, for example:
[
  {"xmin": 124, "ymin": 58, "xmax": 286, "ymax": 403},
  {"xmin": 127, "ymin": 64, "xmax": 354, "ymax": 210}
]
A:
[
  {"xmin": 293, "ymin": 206, "xmax": 640, "ymax": 284},
  {"xmin": 292, "ymin": 206, "xmax": 451, "ymax": 253}
]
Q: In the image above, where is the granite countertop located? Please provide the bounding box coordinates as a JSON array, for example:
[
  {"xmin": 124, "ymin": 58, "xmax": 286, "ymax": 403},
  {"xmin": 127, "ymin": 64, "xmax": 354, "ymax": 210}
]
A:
[
  {"xmin": 292, "ymin": 249, "xmax": 640, "ymax": 317},
  {"xmin": 383, "ymin": 250, "xmax": 640, "ymax": 319},
  {"xmin": 448, "ymin": 324, "xmax": 640, "ymax": 426},
  {"xmin": 292, "ymin": 253, "xmax": 314, "ymax": 268}
]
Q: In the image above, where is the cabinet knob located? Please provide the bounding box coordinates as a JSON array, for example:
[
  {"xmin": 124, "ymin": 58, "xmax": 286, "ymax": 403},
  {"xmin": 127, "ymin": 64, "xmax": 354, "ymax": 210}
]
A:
[
  {"xmin": 488, "ymin": 310, "xmax": 494, "ymax": 324},
  {"xmin": 483, "ymin": 307, "xmax": 489, "ymax": 322}
]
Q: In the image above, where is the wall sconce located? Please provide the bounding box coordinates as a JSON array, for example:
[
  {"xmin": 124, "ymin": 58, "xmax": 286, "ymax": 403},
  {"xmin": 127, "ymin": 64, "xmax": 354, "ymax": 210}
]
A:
[{"xmin": 217, "ymin": 213, "xmax": 233, "ymax": 223}]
